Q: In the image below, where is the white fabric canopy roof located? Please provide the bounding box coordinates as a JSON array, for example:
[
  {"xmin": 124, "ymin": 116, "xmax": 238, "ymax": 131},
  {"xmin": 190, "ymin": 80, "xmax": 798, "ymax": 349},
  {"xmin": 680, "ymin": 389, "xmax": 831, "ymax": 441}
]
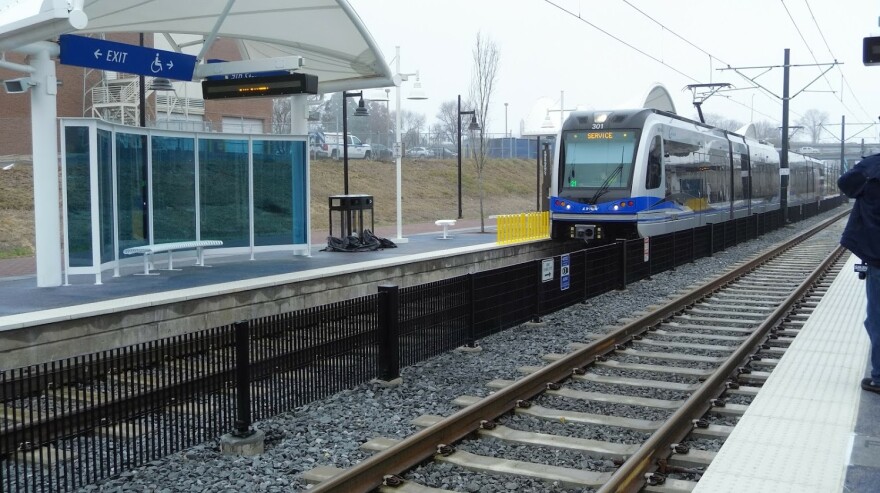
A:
[{"xmin": 0, "ymin": 0, "xmax": 394, "ymax": 93}]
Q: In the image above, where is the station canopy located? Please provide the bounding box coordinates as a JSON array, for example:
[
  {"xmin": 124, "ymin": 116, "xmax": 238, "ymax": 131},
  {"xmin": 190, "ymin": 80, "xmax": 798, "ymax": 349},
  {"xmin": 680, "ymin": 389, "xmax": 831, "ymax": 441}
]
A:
[{"xmin": 0, "ymin": 0, "xmax": 394, "ymax": 93}]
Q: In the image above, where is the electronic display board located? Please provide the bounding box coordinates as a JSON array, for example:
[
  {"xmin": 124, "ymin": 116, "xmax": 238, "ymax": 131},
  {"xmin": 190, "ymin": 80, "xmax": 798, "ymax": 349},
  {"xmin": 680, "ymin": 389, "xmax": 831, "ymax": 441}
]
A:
[{"xmin": 202, "ymin": 73, "xmax": 318, "ymax": 99}]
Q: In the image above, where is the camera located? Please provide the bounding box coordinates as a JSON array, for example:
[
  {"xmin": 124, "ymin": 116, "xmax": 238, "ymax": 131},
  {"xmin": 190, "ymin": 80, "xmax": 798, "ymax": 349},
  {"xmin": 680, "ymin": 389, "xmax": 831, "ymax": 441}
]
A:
[
  {"xmin": 855, "ymin": 262, "xmax": 868, "ymax": 280},
  {"xmin": 3, "ymin": 78, "xmax": 36, "ymax": 94}
]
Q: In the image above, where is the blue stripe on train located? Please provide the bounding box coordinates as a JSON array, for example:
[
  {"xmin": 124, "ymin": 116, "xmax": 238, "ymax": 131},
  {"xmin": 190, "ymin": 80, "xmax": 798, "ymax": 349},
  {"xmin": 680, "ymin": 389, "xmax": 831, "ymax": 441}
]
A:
[{"xmin": 550, "ymin": 196, "xmax": 678, "ymax": 214}]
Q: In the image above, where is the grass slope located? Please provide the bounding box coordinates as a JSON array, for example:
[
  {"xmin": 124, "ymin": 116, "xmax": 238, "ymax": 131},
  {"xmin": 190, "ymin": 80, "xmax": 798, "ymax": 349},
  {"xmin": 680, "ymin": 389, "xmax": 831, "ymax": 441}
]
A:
[{"xmin": 0, "ymin": 157, "xmax": 540, "ymax": 258}]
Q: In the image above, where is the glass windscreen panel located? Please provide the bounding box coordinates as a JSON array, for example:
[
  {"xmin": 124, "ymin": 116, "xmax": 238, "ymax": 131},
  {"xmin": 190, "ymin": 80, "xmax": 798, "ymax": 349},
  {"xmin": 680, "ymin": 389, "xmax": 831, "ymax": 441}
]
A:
[
  {"xmin": 65, "ymin": 126, "xmax": 93, "ymax": 267},
  {"xmin": 153, "ymin": 135, "xmax": 196, "ymax": 244},
  {"xmin": 97, "ymin": 129, "xmax": 114, "ymax": 264},
  {"xmin": 562, "ymin": 130, "xmax": 637, "ymax": 190},
  {"xmin": 116, "ymin": 133, "xmax": 147, "ymax": 256},
  {"xmin": 199, "ymin": 138, "xmax": 249, "ymax": 247}
]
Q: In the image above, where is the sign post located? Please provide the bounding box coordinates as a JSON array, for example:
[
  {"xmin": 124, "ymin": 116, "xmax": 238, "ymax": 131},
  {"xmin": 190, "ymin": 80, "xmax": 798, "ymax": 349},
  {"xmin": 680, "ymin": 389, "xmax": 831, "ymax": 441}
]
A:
[{"xmin": 59, "ymin": 34, "xmax": 197, "ymax": 81}]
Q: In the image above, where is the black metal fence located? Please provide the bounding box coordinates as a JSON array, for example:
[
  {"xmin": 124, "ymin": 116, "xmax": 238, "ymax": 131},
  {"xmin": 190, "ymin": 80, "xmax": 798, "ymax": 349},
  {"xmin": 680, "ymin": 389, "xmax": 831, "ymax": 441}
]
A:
[{"xmin": 0, "ymin": 197, "xmax": 844, "ymax": 492}]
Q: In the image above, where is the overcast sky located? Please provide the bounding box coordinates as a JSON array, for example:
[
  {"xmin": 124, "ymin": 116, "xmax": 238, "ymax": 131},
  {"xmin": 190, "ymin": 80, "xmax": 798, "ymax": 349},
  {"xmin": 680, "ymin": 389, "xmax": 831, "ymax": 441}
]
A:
[{"xmin": 350, "ymin": 0, "xmax": 880, "ymax": 143}]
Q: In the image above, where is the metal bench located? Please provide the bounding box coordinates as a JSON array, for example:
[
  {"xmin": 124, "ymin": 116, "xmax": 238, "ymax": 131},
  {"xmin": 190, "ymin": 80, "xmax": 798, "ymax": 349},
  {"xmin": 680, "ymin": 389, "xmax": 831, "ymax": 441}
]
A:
[
  {"xmin": 122, "ymin": 240, "xmax": 223, "ymax": 275},
  {"xmin": 434, "ymin": 219, "xmax": 456, "ymax": 239}
]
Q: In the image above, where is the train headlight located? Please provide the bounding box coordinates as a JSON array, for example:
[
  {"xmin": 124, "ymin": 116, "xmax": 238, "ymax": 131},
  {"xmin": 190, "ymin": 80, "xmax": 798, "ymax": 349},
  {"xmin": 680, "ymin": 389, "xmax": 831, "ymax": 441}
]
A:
[
  {"xmin": 613, "ymin": 205, "xmax": 619, "ymax": 211},
  {"xmin": 594, "ymin": 113, "xmax": 609, "ymax": 124}
]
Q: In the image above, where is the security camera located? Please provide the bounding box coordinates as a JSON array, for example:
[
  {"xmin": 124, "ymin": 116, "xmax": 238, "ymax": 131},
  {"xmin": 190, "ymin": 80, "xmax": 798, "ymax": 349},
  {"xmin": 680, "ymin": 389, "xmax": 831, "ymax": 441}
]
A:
[{"xmin": 3, "ymin": 78, "xmax": 36, "ymax": 94}]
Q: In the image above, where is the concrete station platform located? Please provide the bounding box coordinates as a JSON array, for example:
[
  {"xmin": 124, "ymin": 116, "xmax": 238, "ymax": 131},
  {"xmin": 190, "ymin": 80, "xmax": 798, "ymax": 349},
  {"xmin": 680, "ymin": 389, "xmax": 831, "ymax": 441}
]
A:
[
  {"xmin": 694, "ymin": 253, "xmax": 880, "ymax": 493},
  {"xmin": 0, "ymin": 222, "xmax": 570, "ymax": 369}
]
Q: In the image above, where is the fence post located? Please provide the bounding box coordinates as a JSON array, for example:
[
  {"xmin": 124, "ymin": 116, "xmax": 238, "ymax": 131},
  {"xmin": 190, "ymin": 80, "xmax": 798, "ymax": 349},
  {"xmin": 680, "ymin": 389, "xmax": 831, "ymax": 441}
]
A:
[
  {"xmin": 220, "ymin": 320, "xmax": 264, "ymax": 456},
  {"xmin": 233, "ymin": 320, "xmax": 253, "ymax": 438},
  {"xmin": 466, "ymin": 274, "xmax": 477, "ymax": 348},
  {"xmin": 708, "ymin": 224, "xmax": 714, "ymax": 257},
  {"xmin": 376, "ymin": 284, "xmax": 401, "ymax": 383},
  {"xmin": 532, "ymin": 259, "xmax": 544, "ymax": 323},
  {"xmin": 618, "ymin": 239, "xmax": 627, "ymax": 291},
  {"xmin": 582, "ymin": 248, "xmax": 589, "ymax": 303}
]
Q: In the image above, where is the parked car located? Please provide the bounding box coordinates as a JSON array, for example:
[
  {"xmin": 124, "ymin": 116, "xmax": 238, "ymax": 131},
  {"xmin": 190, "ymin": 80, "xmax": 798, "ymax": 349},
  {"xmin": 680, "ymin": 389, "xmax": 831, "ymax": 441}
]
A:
[
  {"xmin": 408, "ymin": 146, "xmax": 432, "ymax": 158},
  {"xmin": 324, "ymin": 132, "xmax": 372, "ymax": 160},
  {"xmin": 309, "ymin": 132, "xmax": 329, "ymax": 159},
  {"xmin": 798, "ymin": 146, "xmax": 819, "ymax": 154},
  {"xmin": 433, "ymin": 148, "xmax": 458, "ymax": 158},
  {"xmin": 370, "ymin": 144, "xmax": 394, "ymax": 161}
]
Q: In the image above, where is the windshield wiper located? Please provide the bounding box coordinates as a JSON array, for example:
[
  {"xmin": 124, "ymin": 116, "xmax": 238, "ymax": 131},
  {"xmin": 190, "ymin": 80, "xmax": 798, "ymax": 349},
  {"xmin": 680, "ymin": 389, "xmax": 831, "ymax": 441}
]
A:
[{"xmin": 589, "ymin": 163, "xmax": 623, "ymax": 204}]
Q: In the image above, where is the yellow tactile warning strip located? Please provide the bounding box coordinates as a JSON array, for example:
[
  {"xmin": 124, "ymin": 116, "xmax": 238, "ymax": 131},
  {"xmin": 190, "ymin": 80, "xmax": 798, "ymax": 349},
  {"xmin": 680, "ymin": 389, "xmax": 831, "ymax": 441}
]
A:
[{"xmin": 694, "ymin": 253, "xmax": 868, "ymax": 493}]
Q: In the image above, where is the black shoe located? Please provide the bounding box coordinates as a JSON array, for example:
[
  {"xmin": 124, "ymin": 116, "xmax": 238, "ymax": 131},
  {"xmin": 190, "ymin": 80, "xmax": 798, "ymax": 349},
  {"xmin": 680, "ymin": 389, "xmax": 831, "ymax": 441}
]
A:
[{"xmin": 861, "ymin": 378, "xmax": 880, "ymax": 393}]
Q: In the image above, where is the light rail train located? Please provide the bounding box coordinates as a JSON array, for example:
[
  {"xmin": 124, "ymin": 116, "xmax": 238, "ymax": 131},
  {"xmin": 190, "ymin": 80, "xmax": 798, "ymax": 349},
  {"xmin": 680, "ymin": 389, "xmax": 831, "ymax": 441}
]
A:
[{"xmin": 549, "ymin": 108, "xmax": 840, "ymax": 241}]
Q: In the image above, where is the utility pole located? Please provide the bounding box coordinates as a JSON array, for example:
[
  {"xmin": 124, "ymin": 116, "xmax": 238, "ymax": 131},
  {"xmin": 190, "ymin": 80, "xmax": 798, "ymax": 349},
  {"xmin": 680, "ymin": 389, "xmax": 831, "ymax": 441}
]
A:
[
  {"xmin": 718, "ymin": 49, "xmax": 840, "ymax": 224},
  {"xmin": 781, "ymin": 49, "xmax": 790, "ymax": 223},
  {"xmin": 841, "ymin": 115, "xmax": 845, "ymax": 178}
]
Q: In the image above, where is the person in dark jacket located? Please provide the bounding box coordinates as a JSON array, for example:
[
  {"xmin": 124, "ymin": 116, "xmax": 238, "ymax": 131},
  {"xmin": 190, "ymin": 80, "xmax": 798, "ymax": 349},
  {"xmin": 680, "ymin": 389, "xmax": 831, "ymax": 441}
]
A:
[{"xmin": 839, "ymin": 153, "xmax": 880, "ymax": 393}]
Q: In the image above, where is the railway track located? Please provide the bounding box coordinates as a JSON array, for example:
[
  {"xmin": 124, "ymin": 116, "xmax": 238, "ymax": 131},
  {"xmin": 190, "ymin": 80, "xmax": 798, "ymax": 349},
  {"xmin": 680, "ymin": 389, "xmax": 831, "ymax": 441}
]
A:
[{"xmin": 305, "ymin": 211, "xmax": 849, "ymax": 492}]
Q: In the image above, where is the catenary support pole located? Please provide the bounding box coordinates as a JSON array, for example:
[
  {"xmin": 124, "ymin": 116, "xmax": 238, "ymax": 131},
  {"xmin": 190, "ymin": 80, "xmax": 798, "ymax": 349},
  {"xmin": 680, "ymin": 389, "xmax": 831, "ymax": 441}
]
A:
[
  {"xmin": 780, "ymin": 48, "xmax": 790, "ymax": 223},
  {"xmin": 840, "ymin": 115, "xmax": 845, "ymax": 178}
]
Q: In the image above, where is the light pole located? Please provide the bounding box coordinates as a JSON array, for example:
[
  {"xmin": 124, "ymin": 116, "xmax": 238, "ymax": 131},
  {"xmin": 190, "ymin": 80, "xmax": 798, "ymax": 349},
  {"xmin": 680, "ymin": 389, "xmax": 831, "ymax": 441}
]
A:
[
  {"xmin": 341, "ymin": 90, "xmax": 369, "ymax": 195},
  {"xmin": 391, "ymin": 46, "xmax": 427, "ymax": 243},
  {"xmin": 545, "ymin": 90, "xmax": 575, "ymax": 132},
  {"xmin": 504, "ymin": 102, "xmax": 508, "ymax": 158},
  {"xmin": 457, "ymin": 94, "xmax": 480, "ymax": 219}
]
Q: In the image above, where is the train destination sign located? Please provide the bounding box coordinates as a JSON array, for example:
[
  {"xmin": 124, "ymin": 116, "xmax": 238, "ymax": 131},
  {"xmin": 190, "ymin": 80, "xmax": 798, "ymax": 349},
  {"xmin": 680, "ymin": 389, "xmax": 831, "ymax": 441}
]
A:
[
  {"xmin": 59, "ymin": 35, "xmax": 197, "ymax": 81},
  {"xmin": 567, "ymin": 131, "xmax": 633, "ymax": 141},
  {"xmin": 201, "ymin": 73, "xmax": 318, "ymax": 100}
]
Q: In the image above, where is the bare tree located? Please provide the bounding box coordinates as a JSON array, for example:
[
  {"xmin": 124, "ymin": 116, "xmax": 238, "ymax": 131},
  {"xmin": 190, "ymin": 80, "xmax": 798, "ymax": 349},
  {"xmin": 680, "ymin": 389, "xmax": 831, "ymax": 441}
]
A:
[
  {"xmin": 797, "ymin": 109, "xmax": 828, "ymax": 144},
  {"xmin": 272, "ymin": 98, "xmax": 291, "ymax": 134},
  {"xmin": 364, "ymin": 100, "xmax": 392, "ymax": 145},
  {"xmin": 469, "ymin": 32, "xmax": 500, "ymax": 232},
  {"xmin": 398, "ymin": 110, "xmax": 425, "ymax": 151},
  {"xmin": 752, "ymin": 120, "xmax": 780, "ymax": 145},
  {"xmin": 436, "ymin": 100, "xmax": 464, "ymax": 144},
  {"xmin": 703, "ymin": 112, "xmax": 744, "ymax": 133}
]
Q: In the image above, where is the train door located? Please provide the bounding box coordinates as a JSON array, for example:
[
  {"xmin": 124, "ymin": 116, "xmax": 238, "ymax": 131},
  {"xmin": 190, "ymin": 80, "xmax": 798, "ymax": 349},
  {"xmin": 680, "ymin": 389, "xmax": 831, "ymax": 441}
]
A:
[
  {"xmin": 741, "ymin": 147, "xmax": 751, "ymax": 214},
  {"xmin": 731, "ymin": 141, "xmax": 748, "ymax": 217}
]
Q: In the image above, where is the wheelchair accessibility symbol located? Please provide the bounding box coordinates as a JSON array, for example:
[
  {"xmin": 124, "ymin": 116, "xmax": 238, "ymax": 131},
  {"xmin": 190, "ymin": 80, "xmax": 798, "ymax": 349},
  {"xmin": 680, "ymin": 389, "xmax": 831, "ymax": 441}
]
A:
[{"xmin": 151, "ymin": 53, "xmax": 163, "ymax": 73}]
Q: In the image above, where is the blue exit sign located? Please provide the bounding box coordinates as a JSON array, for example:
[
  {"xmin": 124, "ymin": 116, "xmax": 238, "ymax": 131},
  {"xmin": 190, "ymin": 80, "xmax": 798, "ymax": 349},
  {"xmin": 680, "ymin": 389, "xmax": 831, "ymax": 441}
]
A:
[{"xmin": 59, "ymin": 35, "xmax": 197, "ymax": 81}]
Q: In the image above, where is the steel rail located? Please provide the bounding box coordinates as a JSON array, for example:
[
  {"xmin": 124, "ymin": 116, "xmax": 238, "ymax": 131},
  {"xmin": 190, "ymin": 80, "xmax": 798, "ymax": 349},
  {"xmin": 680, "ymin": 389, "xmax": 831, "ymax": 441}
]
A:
[
  {"xmin": 597, "ymin": 243, "xmax": 846, "ymax": 493},
  {"xmin": 308, "ymin": 209, "xmax": 851, "ymax": 493}
]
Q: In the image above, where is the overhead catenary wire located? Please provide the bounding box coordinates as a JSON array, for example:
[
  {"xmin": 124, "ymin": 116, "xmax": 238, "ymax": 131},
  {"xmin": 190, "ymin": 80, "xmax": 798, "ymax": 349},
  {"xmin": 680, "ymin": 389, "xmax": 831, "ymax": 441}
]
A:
[
  {"xmin": 803, "ymin": 0, "xmax": 873, "ymax": 122},
  {"xmin": 779, "ymin": 0, "xmax": 862, "ymax": 121},
  {"xmin": 620, "ymin": 0, "xmax": 771, "ymax": 120},
  {"xmin": 547, "ymin": 0, "xmax": 785, "ymax": 123},
  {"xmin": 619, "ymin": 0, "xmax": 810, "ymax": 123},
  {"xmin": 550, "ymin": 0, "xmax": 876, "ymax": 130},
  {"xmin": 542, "ymin": 0, "xmax": 701, "ymax": 84}
]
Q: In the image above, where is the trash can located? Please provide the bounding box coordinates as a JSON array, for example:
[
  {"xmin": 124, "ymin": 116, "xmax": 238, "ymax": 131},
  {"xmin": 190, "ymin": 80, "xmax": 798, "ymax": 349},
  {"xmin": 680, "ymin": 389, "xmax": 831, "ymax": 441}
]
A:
[{"xmin": 328, "ymin": 194, "xmax": 374, "ymax": 238}]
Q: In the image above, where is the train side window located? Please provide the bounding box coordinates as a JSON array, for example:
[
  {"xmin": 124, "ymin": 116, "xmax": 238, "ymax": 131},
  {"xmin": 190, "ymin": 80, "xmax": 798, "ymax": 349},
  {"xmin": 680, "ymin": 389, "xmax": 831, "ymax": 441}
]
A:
[{"xmin": 646, "ymin": 135, "xmax": 662, "ymax": 189}]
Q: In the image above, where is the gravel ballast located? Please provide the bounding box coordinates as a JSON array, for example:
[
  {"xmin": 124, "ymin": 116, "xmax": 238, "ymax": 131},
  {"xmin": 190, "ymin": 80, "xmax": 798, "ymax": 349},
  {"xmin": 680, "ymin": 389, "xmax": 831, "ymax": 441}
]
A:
[{"xmin": 76, "ymin": 210, "xmax": 847, "ymax": 493}]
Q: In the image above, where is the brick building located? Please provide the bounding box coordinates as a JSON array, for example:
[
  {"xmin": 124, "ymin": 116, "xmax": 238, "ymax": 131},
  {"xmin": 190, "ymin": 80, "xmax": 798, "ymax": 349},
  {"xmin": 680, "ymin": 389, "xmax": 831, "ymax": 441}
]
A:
[{"xmin": 0, "ymin": 34, "xmax": 273, "ymax": 157}]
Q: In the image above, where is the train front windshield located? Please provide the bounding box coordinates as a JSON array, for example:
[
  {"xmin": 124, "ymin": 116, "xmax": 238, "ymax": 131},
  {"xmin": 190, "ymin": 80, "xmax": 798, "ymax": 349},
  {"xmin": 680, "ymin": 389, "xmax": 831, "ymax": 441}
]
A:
[{"xmin": 561, "ymin": 130, "xmax": 638, "ymax": 190}]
